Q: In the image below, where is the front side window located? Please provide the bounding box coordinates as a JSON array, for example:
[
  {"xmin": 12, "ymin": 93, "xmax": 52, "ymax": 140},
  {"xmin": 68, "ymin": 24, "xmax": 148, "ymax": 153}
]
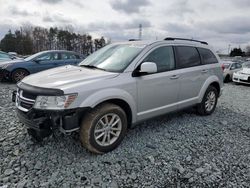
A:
[
  {"xmin": 79, "ymin": 44, "xmax": 144, "ymax": 72},
  {"xmin": 36, "ymin": 53, "xmax": 59, "ymax": 61},
  {"xmin": 175, "ymin": 46, "xmax": 201, "ymax": 68},
  {"xmin": 142, "ymin": 46, "xmax": 175, "ymax": 72},
  {"xmin": 236, "ymin": 63, "xmax": 242, "ymax": 69},
  {"xmin": 198, "ymin": 48, "xmax": 218, "ymax": 64},
  {"xmin": 230, "ymin": 63, "xmax": 236, "ymax": 70}
]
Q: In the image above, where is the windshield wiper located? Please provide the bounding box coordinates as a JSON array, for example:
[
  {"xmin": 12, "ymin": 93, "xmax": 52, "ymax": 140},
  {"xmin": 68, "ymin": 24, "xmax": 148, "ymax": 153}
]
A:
[{"xmin": 80, "ymin": 64, "xmax": 106, "ymax": 71}]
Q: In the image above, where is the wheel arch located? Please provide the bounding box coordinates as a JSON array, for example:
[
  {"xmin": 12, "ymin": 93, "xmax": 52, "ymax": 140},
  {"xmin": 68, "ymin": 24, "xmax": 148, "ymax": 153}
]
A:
[
  {"xmin": 11, "ymin": 67, "xmax": 30, "ymax": 76},
  {"xmin": 198, "ymin": 76, "xmax": 222, "ymax": 103},
  {"xmin": 10, "ymin": 68, "xmax": 30, "ymax": 82},
  {"xmin": 209, "ymin": 81, "xmax": 220, "ymax": 95},
  {"xmin": 79, "ymin": 88, "xmax": 137, "ymax": 126},
  {"xmin": 96, "ymin": 99, "xmax": 133, "ymax": 128}
]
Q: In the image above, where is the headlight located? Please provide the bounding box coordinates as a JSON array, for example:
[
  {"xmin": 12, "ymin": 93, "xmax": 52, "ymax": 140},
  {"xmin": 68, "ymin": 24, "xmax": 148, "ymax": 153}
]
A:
[
  {"xmin": 1, "ymin": 64, "xmax": 13, "ymax": 69},
  {"xmin": 34, "ymin": 94, "xmax": 77, "ymax": 110}
]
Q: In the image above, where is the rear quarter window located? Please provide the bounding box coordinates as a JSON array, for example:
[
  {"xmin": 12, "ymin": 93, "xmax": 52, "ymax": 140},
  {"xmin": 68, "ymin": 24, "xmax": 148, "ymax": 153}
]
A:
[
  {"xmin": 198, "ymin": 48, "xmax": 218, "ymax": 64},
  {"xmin": 175, "ymin": 46, "xmax": 201, "ymax": 68}
]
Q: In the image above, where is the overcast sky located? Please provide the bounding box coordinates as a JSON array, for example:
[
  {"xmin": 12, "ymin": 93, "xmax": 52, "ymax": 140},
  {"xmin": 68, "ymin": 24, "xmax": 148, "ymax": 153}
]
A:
[{"xmin": 0, "ymin": 0, "xmax": 249, "ymax": 53}]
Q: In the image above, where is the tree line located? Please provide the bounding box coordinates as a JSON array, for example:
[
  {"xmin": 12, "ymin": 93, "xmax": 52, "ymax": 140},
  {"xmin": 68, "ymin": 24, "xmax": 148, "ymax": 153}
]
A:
[
  {"xmin": 0, "ymin": 26, "xmax": 107, "ymax": 55},
  {"xmin": 230, "ymin": 46, "xmax": 250, "ymax": 57}
]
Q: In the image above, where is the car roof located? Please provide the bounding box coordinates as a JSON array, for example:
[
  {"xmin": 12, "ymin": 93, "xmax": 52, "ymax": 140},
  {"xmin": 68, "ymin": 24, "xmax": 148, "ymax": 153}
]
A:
[
  {"xmin": 221, "ymin": 60, "xmax": 235, "ymax": 64},
  {"xmin": 41, "ymin": 50, "xmax": 79, "ymax": 54}
]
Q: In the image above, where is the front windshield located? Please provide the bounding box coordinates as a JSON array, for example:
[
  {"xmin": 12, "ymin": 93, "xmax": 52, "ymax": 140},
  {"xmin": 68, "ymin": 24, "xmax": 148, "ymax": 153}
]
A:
[
  {"xmin": 25, "ymin": 51, "xmax": 45, "ymax": 61},
  {"xmin": 79, "ymin": 44, "xmax": 145, "ymax": 72}
]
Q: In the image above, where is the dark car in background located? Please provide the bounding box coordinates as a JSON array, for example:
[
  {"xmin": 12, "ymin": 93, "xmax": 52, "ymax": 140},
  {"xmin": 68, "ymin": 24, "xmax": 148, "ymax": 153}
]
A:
[{"xmin": 0, "ymin": 50, "xmax": 84, "ymax": 82}]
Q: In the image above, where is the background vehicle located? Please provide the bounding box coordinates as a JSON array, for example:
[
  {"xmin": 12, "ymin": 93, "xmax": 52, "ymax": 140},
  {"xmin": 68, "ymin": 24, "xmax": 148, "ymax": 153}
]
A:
[
  {"xmin": 221, "ymin": 60, "xmax": 243, "ymax": 82},
  {"xmin": 233, "ymin": 62, "xmax": 250, "ymax": 85},
  {"xmin": 0, "ymin": 51, "xmax": 13, "ymax": 62},
  {"xmin": 13, "ymin": 38, "xmax": 223, "ymax": 154},
  {"xmin": 0, "ymin": 50, "xmax": 84, "ymax": 82}
]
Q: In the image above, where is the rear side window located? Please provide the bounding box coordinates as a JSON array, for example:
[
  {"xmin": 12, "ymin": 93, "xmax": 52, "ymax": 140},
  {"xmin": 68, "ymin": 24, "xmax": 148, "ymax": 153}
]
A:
[
  {"xmin": 198, "ymin": 48, "xmax": 218, "ymax": 64},
  {"xmin": 175, "ymin": 46, "xmax": 201, "ymax": 68},
  {"xmin": 143, "ymin": 46, "xmax": 175, "ymax": 73},
  {"xmin": 61, "ymin": 53, "xmax": 79, "ymax": 60}
]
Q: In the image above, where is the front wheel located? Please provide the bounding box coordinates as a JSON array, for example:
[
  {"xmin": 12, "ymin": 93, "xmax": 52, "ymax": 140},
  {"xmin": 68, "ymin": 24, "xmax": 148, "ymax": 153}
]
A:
[
  {"xmin": 80, "ymin": 103, "xmax": 127, "ymax": 154},
  {"xmin": 12, "ymin": 69, "xmax": 29, "ymax": 83},
  {"xmin": 197, "ymin": 86, "xmax": 218, "ymax": 116}
]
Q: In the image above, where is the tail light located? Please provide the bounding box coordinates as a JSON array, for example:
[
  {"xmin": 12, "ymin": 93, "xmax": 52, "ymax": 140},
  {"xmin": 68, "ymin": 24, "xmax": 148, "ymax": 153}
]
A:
[{"xmin": 221, "ymin": 64, "xmax": 225, "ymax": 71}]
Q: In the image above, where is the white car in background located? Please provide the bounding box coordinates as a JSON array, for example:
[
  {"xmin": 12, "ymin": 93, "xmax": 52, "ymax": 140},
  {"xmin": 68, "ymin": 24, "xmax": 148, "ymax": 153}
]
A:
[
  {"xmin": 233, "ymin": 62, "xmax": 250, "ymax": 85},
  {"xmin": 222, "ymin": 61, "xmax": 243, "ymax": 82}
]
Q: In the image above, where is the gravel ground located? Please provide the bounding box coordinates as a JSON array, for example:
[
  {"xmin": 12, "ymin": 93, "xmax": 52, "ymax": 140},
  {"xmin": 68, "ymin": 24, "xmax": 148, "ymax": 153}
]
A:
[{"xmin": 0, "ymin": 82, "xmax": 250, "ymax": 188}]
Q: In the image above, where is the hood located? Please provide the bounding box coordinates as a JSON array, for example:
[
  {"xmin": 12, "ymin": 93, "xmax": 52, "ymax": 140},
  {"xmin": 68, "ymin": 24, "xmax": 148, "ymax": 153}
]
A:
[
  {"xmin": 0, "ymin": 59, "xmax": 25, "ymax": 65},
  {"xmin": 240, "ymin": 67, "xmax": 250, "ymax": 75},
  {"xmin": 22, "ymin": 65, "xmax": 119, "ymax": 89}
]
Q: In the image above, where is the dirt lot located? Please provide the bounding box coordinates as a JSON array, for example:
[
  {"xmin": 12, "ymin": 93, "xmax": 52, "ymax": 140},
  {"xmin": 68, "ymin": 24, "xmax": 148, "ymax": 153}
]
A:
[{"xmin": 0, "ymin": 82, "xmax": 250, "ymax": 187}]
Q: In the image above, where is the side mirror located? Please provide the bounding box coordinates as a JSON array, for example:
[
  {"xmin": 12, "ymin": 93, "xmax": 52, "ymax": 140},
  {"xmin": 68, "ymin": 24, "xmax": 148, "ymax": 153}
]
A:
[
  {"xmin": 34, "ymin": 59, "xmax": 42, "ymax": 63},
  {"xmin": 140, "ymin": 62, "xmax": 157, "ymax": 74}
]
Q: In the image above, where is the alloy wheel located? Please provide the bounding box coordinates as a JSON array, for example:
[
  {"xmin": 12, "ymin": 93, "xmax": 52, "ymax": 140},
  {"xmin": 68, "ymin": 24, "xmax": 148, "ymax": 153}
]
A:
[
  {"xmin": 94, "ymin": 113, "xmax": 122, "ymax": 147},
  {"xmin": 205, "ymin": 91, "xmax": 216, "ymax": 112}
]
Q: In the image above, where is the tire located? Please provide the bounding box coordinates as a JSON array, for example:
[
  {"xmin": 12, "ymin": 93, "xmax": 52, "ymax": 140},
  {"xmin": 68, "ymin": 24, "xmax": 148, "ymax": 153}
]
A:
[
  {"xmin": 27, "ymin": 128, "xmax": 52, "ymax": 142},
  {"xmin": 224, "ymin": 75, "xmax": 230, "ymax": 83},
  {"xmin": 11, "ymin": 69, "xmax": 29, "ymax": 83},
  {"xmin": 80, "ymin": 103, "xmax": 127, "ymax": 154},
  {"xmin": 197, "ymin": 86, "xmax": 218, "ymax": 116}
]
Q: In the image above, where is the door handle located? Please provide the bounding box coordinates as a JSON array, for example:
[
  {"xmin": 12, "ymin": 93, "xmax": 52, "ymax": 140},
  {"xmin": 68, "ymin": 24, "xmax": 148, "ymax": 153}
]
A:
[
  {"xmin": 201, "ymin": 70, "xmax": 208, "ymax": 73},
  {"xmin": 170, "ymin": 75, "xmax": 179, "ymax": 79}
]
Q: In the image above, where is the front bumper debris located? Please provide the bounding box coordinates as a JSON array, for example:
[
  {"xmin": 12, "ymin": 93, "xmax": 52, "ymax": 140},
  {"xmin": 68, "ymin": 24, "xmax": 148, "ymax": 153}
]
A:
[{"xmin": 16, "ymin": 108, "xmax": 89, "ymax": 134}]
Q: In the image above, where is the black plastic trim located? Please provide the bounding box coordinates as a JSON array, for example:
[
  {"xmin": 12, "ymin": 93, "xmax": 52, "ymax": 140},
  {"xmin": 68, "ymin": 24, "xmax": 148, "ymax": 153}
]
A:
[
  {"xmin": 164, "ymin": 37, "xmax": 208, "ymax": 45},
  {"xmin": 17, "ymin": 82, "xmax": 64, "ymax": 96}
]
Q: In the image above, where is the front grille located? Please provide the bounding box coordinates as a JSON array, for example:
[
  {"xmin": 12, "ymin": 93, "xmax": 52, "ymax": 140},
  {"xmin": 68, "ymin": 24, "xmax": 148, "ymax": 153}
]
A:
[
  {"xmin": 22, "ymin": 91, "xmax": 37, "ymax": 100},
  {"xmin": 16, "ymin": 89, "xmax": 36, "ymax": 112}
]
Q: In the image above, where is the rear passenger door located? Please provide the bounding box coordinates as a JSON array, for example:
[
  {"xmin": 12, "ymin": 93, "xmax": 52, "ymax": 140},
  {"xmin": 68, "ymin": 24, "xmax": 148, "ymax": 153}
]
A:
[
  {"xmin": 174, "ymin": 46, "xmax": 208, "ymax": 109},
  {"xmin": 136, "ymin": 46, "xmax": 180, "ymax": 121}
]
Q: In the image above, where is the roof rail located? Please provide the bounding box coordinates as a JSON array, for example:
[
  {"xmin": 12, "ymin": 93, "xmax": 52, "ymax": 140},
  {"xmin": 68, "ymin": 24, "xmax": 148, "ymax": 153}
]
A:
[{"xmin": 164, "ymin": 37, "xmax": 208, "ymax": 45}]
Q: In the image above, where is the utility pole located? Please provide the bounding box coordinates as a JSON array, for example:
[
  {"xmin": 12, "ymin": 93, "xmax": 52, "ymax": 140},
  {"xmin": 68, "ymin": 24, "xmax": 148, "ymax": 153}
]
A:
[
  {"xmin": 228, "ymin": 44, "xmax": 231, "ymax": 55},
  {"xmin": 139, "ymin": 24, "xmax": 142, "ymax": 40}
]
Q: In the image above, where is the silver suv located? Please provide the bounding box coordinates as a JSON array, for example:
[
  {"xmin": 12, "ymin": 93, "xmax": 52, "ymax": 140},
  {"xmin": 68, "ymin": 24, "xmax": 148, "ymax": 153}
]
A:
[{"xmin": 13, "ymin": 38, "xmax": 223, "ymax": 154}]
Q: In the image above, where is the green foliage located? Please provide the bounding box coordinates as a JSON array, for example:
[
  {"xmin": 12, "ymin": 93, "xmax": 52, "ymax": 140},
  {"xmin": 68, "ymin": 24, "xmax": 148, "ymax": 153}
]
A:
[{"xmin": 0, "ymin": 26, "xmax": 106, "ymax": 55}]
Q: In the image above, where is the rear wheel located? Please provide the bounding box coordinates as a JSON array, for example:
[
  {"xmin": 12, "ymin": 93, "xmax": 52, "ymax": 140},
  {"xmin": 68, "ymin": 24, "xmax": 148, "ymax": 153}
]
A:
[
  {"xmin": 80, "ymin": 103, "xmax": 127, "ymax": 154},
  {"xmin": 197, "ymin": 86, "xmax": 218, "ymax": 116},
  {"xmin": 224, "ymin": 75, "xmax": 230, "ymax": 83},
  {"xmin": 11, "ymin": 69, "xmax": 29, "ymax": 83}
]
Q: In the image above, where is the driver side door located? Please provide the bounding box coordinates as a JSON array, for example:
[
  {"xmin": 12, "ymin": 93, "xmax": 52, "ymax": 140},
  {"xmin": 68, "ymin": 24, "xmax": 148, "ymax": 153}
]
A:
[
  {"xmin": 135, "ymin": 45, "xmax": 180, "ymax": 121},
  {"xmin": 29, "ymin": 52, "xmax": 60, "ymax": 73}
]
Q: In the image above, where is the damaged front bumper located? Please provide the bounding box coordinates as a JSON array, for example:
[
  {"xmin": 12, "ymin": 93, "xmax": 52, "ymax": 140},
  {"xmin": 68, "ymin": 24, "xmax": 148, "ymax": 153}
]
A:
[
  {"xmin": 16, "ymin": 107, "xmax": 89, "ymax": 134},
  {"xmin": 12, "ymin": 90, "xmax": 89, "ymax": 135}
]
